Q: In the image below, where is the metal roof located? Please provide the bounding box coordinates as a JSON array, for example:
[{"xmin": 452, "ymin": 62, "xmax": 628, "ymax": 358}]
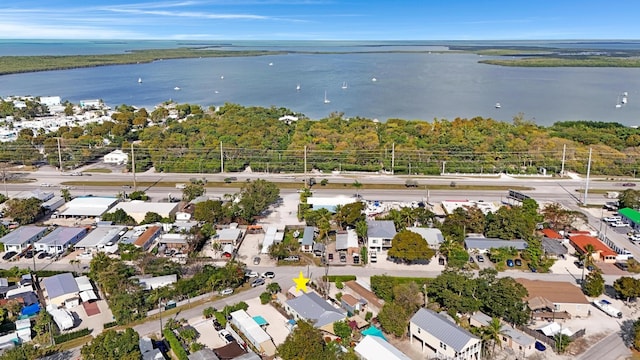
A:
[
  {"xmin": 355, "ymin": 335, "xmax": 411, "ymax": 360},
  {"xmin": 42, "ymin": 273, "xmax": 79, "ymax": 300},
  {"xmin": 407, "ymin": 227, "xmax": 444, "ymax": 246},
  {"xmin": 58, "ymin": 196, "xmax": 118, "ymax": 217},
  {"xmin": 37, "ymin": 227, "xmax": 86, "ymax": 246},
  {"xmin": 541, "ymin": 238, "xmax": 568, "ymax": 255},
  {"xmin": 74, "ymin": 226, "xmax": 124, "ymax": 248},
  {"xmin": 0, "ymin": 226, "xmax": 47, "ymax": 246},
  {"xmin": 410, "ymin": 308, "xmax": 480, "ymax": 353},
  {"xmin": 464, "ymin": 238, "xmax": 528, "ymax": 250},
  {"xmin": 619, "ymin": 207, "xmax": 640, "ymax": 224},
  {"xmin": 301, "ymin": 226, "xmax": 315, "ymax": 246},
  {"xmin": 366, "ymin": 220, "xmax": 397, "ymax": 239}
]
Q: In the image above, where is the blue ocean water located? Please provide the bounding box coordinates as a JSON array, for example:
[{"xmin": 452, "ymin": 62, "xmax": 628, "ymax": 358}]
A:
[{"xmin": 1, "ymin": 40, "xmax": 640, "ymax": 126}]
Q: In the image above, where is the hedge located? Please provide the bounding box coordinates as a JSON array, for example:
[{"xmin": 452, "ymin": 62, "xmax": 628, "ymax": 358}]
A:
[
  {"xmin": 163, "ymin": 329, "xmax": 189, "ymax": 360},
  {"xmin": 54, "ymin": 328, "xmax": 92, "ymax": 344},
  {"xmin": 323, "ymin": 275, "xmax": 356, "ymax": 283},
  {"xmin": 103, "ymin": 321, "xmax": 117, "ymax": 329}
]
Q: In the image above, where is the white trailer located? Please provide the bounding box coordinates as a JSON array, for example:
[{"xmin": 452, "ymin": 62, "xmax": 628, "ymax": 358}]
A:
[{"xmin": 593, "ymin": 299, "xmax": 622, "ymax": 318}]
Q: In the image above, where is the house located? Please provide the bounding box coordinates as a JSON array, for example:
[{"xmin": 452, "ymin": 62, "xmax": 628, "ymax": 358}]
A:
[
  {"xmin": 157, "ymin": 233, "xmax": 189, "ymax": 251},
  {"xmin": 103, "ymin": 149, "xmax": 129, "ymax": 165},
  {"xmin": 42, "ymin": 273, "xmax": 80, "ymax": 308},
  {"xmin": 136, "ymin": 275, "xmax": 178, "ymax": 291},
  {"xmin": 409, "ymin": 308, "xmax": 482, "ymax": 360},
  {"xmin": 464, "ymin": 237, "xmax": 528, "ymax": 252},
  {"xmin": 340, "ymin": 293, "xmax": 365, "ymax": 315},
  {"xmin": 343, "ymin": 280, "xmax": 384, "ymax": 316},
  {"xmin": 261, "ymin": 226, "xmax": 284, "ymax": 254},
  {"xmin": 214, "ymin": 228, "xmax": 243, "ymax": 246},
  {"xmin": 541, "ymin": 228, "xmax": 563, "ymax": 240},
  {"xmin": 188, "ymin": 349, "xmax": 220, "ymax": 360},
  {"xmin": 34, "ymin": 227, "xmax": 87, "ymax": 254},
  {"xmin": 74, "ymin": 226, "xmax": 125, "ymax": 252},
  {"xmin": 336, "ymin": 229, "xmax": 359, "ymax": 255},
  {"xmin": 134, "ymin": 226, "xmax": 161, "ymax": 251},
  {"xmin": 367, "ymin": 220, "xmax": 397, "ymax": 252},
  {"xmin": 619, "ymin": 207, "xmax": 640, "ymax": 231},
  {"xmin": 284, "ymin": 291, "xmax": 346, "ymax": 334},
  {"xmin": 469, "ymin": 311, "xmax": 535, "ymax": 357},
  {"xmin": 516, "ymin": 279, "xmax": 590, "ymax": 319},
  {"xmin": 541, "ymin": 238, "xmax": 568, "ymax": 258},
  {"xmin": 57, "ymin": 196, "xmax": 118, "ymax": 218},
  {"xmin": 80, "ymin": 99, "xmax": 102, "ymax": 108},
  {"xmin": 406, "ymin": 227, "xmax": 444, "ymax": 249},
  {"xmin": 0, "ymin": 226, "xmax": 47, "ymax": 253},
  {"xmin": 569, "ymin": 235, "xmax": 617, "ymax": 263},
  {"xmin": 300, "ymin": 226, "xmax": 316, "ymax": 253},
  {"xmin": 230, "ymin": 309, "xmax": 276, "ymax": 357},
  {"xmin": 107, "ymin": 201, "xmax": 179, "ymax": 223},
  {"xmin": 355, "ymin": 335, "xmax": 412, "ymax": 360}
]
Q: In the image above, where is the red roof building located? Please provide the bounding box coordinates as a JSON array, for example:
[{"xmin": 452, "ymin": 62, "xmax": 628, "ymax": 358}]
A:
[
  {"xmin": 569, "ymin": 235, "xmax": 617, "ymax": 263},
  {"xmin": 541, "ymin": 229, "xmax": 563, "ymax": 240}
]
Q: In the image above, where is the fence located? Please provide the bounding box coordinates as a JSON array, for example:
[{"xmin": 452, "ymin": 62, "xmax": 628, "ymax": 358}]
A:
[{"xmin": 516, "ymin": 325, "xmax": 586, "ymax": 351}]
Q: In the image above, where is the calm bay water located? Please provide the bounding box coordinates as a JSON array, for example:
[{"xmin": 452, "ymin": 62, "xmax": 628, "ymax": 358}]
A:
[{"xmin": 1, "ymin": 40, "xmax": 640, "ymax": 126}]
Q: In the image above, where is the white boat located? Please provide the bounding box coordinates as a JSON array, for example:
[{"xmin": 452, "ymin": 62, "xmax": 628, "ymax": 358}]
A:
[
  {"xmin": 268, "ymin": 62, "xmax": 274, "ymax": 66},
  {"xmin": 341, "ymin": 81, "xmax": 348, "ymax": 89},
  {"xmin": 371, "ymin": 77, "xmax": 377, "ymax": 82},
  {"xmin": 622, "ymin": 94, "xmax": 628, "ymax": 104},
  {"xmin": 495, "ymin": 102, "xmax": 501, "ymax": 109},
  {"xmin": 616, "ymin": 95, "xmax": 622, "ymax": 108},
  {"xmin": 296, "ymin": 84, "xmax": 301, "ymax": 91},
  {"xmin": 220, "ymin": 75, "xmax": 224, "ymax": 80},
  {"xmin": 324, "ymin": 91, "xmax": 331, "ymax": 104},
  {"xmin": 174, "ymin": 86, "xmax": 181, "ymax": 91},
  {"xmin": 214, "ymin": 90, "xmax": 219, "ymax": 94},
  {"xmin": 138, "ymin": 77, "xmax": 142, "ymax": 84}
]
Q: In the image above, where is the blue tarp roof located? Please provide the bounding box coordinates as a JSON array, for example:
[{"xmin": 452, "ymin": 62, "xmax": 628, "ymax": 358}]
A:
[
  {"xmin": 21, "ymin": 303, "xmax": 40, "ymax": 316},
  {"xmin": 362, "ymin": 326, "xmax": 386, "ymax": 340}
]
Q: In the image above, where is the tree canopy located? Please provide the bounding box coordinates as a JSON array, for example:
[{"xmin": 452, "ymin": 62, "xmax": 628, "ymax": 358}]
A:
[
  {"xmin": 80, "ymin": 328, "xmax": 141, "ymax": 360},
  {"xmin": 4, "ymin": 198, "xmax": 43, "ymax": 225},
  {"xmin": 388, "ymin": 230, "xmax": 436, "ymax": 263}
]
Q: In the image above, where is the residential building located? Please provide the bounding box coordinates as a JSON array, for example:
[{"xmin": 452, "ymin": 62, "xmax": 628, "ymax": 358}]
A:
[
  {"xmin": 74, "ymin": 226, "xmax": 125, "ymax": 252},
  {"xmin": 336, "ymin": 229, "xmax": 359, "ymax": 255},
  {"xmin": 48, "ymin": 307, "xmax": 74, "ymax": 330},
  {"xmin": 464, "ymin": 237, "xmax": 528, "ymax": 252},
  {"xmin": 157, "ymin": 233, "xmax": 189, "ymax": 251},
  {"xmin": 230, "ymin": 310, "xmax": 276, "ymax": 357},
  {"xmin": 367, "ymin": 220, "xmax": 397, "ymax": 252},
  {"xmin": 343, "ymin": 280, "xmax": 384, "ymax": 316},
  {"xmin": 407, "ymin": 227, "xmax": 444, "ymax": 249},
  {"xmin": 0, "ymin": 226, "xmax": 47, "ymax": 253},
  {"xmin": 188, "ymin": 349, "xmax": 220, "ymax": 360},
  {"xmin": 516, "ymin": 279, "xmax": 590, "ymax": 319},
  {"xmin": 541, "ymin": 228, "xmax": 563, "ymax": 240},
  {"xmin": 284, "ymin": 291, "xmax": 346, "ymax": 334},
  {"xmin": 499, "ymin": 324, "xmax": 536, "ymax": 358},
  {"xmin": 136, "ymin": 275, "xmax": 178, "ymax": 291},
  {"xmin": 569, "ymin": 235, "xmax": 617, "ymax": 263},
  {"xmin": 340, "ymin": 293, "xmax": 365, "ymax": 315},
  {"xmin": 35, "ymin": 227, "xmax": 87, "ymax": 254},
  {"xmin": 355, "ymin": 335, "xmax": 412, "ymax": 360},
  {"xmin": 541, "ymin": 238, "xmax": 568, "ymax": 258},
  {"xmin": 103, "ymin": 149, "xmax": 129, "ymax": 165},
  {"xmin": 134, "ymin": 226, "xmax": 161, "ymax": 251},
  {"xmin": 409, "ymin": 308, "xmax": 482, "ymax": 360},
  {"xmin": 42, "ymin": 273, "xmax": 80, "ymax": 308},
  {"xmin": 214, "ymin": 228, "xmax": 243, "ymax": 246},
  {"xmin": 300, "ymin": 226, "xmax": 316, "ymax": 253}
]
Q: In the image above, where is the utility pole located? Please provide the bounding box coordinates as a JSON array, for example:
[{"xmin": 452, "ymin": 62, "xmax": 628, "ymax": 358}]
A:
[
  {"xmin": 220, "ymin": 141, "xmax": 224, "ymax": 173},
  {"xmin": 560, "ymin": 143, "xmax": 566, "ymax": 176},
  {"xmin": 56, "ymin": 138, "xmax": 63, "ymax": 173},
  {"xmin": 442, "ymin": 161, "xmax": 446, "ymax": 175},
  {"xmin": 583, "ymin": 147, "xmax": 592, "ymax": 205},
  {"xmin": 304, "ymin": 146, "xmax": 308, "ymax": 187},
  {"xmin": 131, "ymin": 143, "xmax": 137, "ymax": 191},
  {"xmin": 391, "ymin": 143, "xmax": 395, "ymax": 175}
]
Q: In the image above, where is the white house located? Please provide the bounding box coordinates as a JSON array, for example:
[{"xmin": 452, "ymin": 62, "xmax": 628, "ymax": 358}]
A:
[
  {"xmin": 103, "ymin": 149, "xmax": 129, "ymax": 165},
  {"xmin": 409, "ymin": 308, "xmax": 482, "ymax": 360},
  {"xmin": 366, "ymin": 220, "xmax": 397, "ymax": 252},
  {"xmin": 355, "ymin": 335, "xmax": 411, "ymax": 360},
  {"xmin": 0, "ymin": 226, "xmax": 47, "ymax": 253}
]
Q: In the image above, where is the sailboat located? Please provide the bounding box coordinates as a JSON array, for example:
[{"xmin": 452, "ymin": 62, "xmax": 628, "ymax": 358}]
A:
[
  {"xmin": 296, "ymin": 84, "xmax": 301, "ymax": 91},
  {"xmin": 138, "ymin": 77, "xmax": 142, "ymax": 84},
  {"xmin": 616, "ymin": 95, "xmax": 622, "ymax": 108},
  {"xmin": 371, "ymin": 77, "xmax": 377, "ymax": 82},
  {"xmin": 324, "ymin": 91, "xmax": 331, "ymax": 104},
  {"xmin": 495, "ymin": 102, "xmax": 501, "ymax": 109},
  {"xmin": 341, "ymin": 81, "xmax": 348, "ymax": 89}
]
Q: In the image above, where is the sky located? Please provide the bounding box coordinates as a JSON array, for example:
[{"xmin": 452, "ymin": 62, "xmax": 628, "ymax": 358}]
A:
[{"xmin": 2, "ymin": 0, "xmax": 640, "ymax": 40}]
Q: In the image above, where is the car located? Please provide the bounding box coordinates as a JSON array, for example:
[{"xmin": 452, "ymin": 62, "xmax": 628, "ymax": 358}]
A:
[
  {"xmin": 245, "ymin": 270, "xmax": 259, "ymax": 278},
  {"xmin": 630, "ymin": 235, "xmax": 640, "ymax": 242},
  {"xmin": 283, "ymin": 255, "xmax": 300, "ymax": 262},
  {"xmin": 528, "ymin": 264, "xmax": 537, "ymax": 272},
  {"xmin": 37, "ymin": 252, "xmax": 47, "ymax": 259},
  {"xmin": 339, "ymin": 253, "xmax": 347, "ymax": 263},
  {"xmin": 218, "ymin": 329, "xmax": 231, "ymax": 340},
  {"xmin": 40, "ymin": 183, "xmax": 52, "ymax": 187},
  {"xmin": 515, "ymin": 259, "xmax": 522, "ymax": 267},
  {"xmin": 476, "ymin": 255, "xmax": 484, "ymax": 263},
  {"xmin": 2, "ymin": 251, "xmax": 16, "ymax": 261},
  {"xmin": 24, "ymin": 251, "xmax": 34, "ymax": 259},
  {"xmin": 253, "ymin": 256, "xmax": 261, "ymax": 265},
  {"xmin": 603, "ymin": 216, "xmax": 622, "ymax": 222},
  {"xmin": 219, "ymin": 288, "xmax": 233, "ymax": 296},
  {"xmin": 469, "ymin": 256, "xmax": 475, "ymax": 263},
  {"xmin": 262, "ymin": 271, "xmax": 275, "ymax": 279},
  {"xmin": 328, "ymin": 253, "xmax": 334, "ymax": 261},
  {"xmin": 122, "ymin": 185, "xmax": 132, "ymax": 189},
  {"xmin": 224, "ymin": 334, "xmax": 235, "ymax": 343},
  {"xmin": 212, "ymin": 319, "xmax": 223, "ymax": 331},
  {"xmin": 622, "ymin": 182, "xmax": 636, "ymax": 187},
  {"xmin": 70, "ymin": 172, "xmax": 83, "ymax": 176},
  {"xmin": 251, "ymin": 278, "xmax": 265, "ymax": 287},
  {"xmin": 506, "ymin": 259, "xmax": 515, "ymax": 267},
  {"xmin": 611, "ymin": 221, "xmax": 629, "ymax": 227},
  {"xmin": 224, "ymin": 177, "xmax": 237, "ymax": 183},
  {"xmin": 616, "ymin": 262, "xmax": 629, "ymax": 271}
]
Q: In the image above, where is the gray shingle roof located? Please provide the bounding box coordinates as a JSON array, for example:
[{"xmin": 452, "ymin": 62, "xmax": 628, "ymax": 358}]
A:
[
  {"xmin": 286, "ymin": 292, "xmax": 346, "ymax": 328},
  {"xmin": 411, "ymin": 308, "xmax": 479, "ymax": 353},
  {"xmin": 42, "ymin": 273, "xmax": 79, "ymax": 300},
  {"xmin": 367, "ymin": 220, "xmax": 397, "ymax": 238}
]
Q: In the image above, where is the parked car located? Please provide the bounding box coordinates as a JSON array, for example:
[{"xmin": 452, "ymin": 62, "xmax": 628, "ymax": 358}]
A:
[
  {"xmin": 251, "ymin": 278, "xmax": 265, "ymax": 287},
  {"xmin": 339, "ymin": 253, "xmax": 347, "ymax": 263},
  {"xmin": 37, "ymin": 252, "xmax": 47, "ymax": 259},
  {"xmin": 219, "ymin": 288, "xmax": 233, "ymax": 296},
  {"xmin": 506, "ymin": 259, "xmax": 515, "ymax": 267},
  {"xmin": 622, "ymin": 182, "xmax": 636, "ymax": 187},
  {"xmin": 245, "ymin": 270, "xmax": 259, "ymax": 278},
  {"xmin": 2, "ymin": 252, "xmax": 16, "ymax": 261},
  {"xmin": 219, "ymin": 330, "xmax": 231, "ymax": 342},
  {"xmin": 515, "ymin": 259, "xmax": 522, "ymax": 267},
  {"xmin": 212, "ymin": 319, "xmax": 223, "ymax": 331},
  {"xmin": 283, "ymin": 255, "xmax": 300, "ymax": 262},
  {"xmin": 528, "ymin": 264, "xmax": 537, "ymax": 272},
  {"xmin": 629, "ymin": 234, "xmax": 640, "ymax": 242},
  {"xmin": 253, "ymin": 256, "xmax": 261, "ymax": 265},
  {"xmin": 224, "ymin": 334, "xmax": 235, "ymax": 343},
  {"xmin": 262, "ymin": 271, "xmax": 275, "ymax": 279},
  {"xmin": 476, "ymin": 255, "xmax": 484, "ymax": 263},
  {"xmin": 604, "ymin": 216, "xmax": 622, "ymax": 222},
  {"xmin": 611, "ymin": 221, "xmax": 629, "ymax": 227}
]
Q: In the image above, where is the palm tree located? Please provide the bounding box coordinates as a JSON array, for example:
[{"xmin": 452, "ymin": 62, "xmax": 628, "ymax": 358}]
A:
[
  {"xmin": 352, "ymin": 180, "xmax": 363, "ymax": 199},
  {"xmin": 69, "ymin": 259, "xmax": 80, "ymax": 275},
  {"xmin": 581, "ymin": 243, "xmax": 596, "ymax": 282},
  {"xmin": 483, "ymin": 317, "xmax": 504, "ymax": 356},
  {"xmin": 399, "ymin": 206, "xmax": 417, "ymax": 229}
]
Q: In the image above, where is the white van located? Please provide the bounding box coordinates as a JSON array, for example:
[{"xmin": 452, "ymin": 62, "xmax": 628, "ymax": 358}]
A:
[{"xmin": 370, "ymin": 252, "xmax": 377, "ymax": 263}]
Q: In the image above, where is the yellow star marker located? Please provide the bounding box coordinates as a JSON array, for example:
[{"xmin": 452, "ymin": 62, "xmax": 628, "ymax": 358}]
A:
[{"xmin": 293, "ymin": 271, "xmax": 310, "ymax": 293}]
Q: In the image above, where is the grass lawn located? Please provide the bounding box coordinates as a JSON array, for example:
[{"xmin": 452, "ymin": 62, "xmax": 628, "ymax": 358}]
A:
[{"xmin": 83, "ymin": 168, "xmax": 113, "ymax": 173}]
